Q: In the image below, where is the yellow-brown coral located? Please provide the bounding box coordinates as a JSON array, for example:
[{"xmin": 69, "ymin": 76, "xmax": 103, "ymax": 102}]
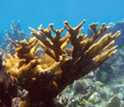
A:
[{"xmin": 3, "ymin": 20, "xmax": 120, "ymax": 105}]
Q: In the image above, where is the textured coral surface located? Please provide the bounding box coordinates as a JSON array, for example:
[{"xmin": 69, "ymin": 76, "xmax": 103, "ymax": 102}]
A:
[{"xmin": 2, "ymin": 20, "xmax": 120, "ymax": 106}]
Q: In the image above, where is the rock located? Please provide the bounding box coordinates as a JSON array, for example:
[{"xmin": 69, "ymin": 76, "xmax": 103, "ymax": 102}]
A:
[
  {"xmin": 88, "ymin": 92, "xmax": 101, "ymax": 104},
  {"xmin": 107, "ymin": 96, "xmax": 121, "ymax": 107}
]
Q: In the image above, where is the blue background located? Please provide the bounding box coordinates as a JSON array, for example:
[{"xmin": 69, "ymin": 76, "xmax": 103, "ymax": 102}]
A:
[{"xmin": 0, "ymin": 0, "xmax": 124, "ymax": 33}]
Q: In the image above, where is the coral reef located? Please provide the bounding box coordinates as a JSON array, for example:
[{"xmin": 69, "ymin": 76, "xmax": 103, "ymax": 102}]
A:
[
  {"xmin": 57, "ymin": 45, "xmax": 124, "ymax": 107},
  {"xmin": 57, "ymin": 75, "xmax": 124, "ymax": 107},
  {"xmin": 107, "ymin": 96, "xmax": 121, "ymax": 107},
  {"xmin": 0, "ymin": 50, "xmax": 3, "ymax": 71},
  {"xmin": 2, "ymin": 20, "xmax": 120, "ymax": 106},
  {"xmin": 5, "ymin": 21, "xmax": 30, "ymax": 41},
  {"xmin": 0, "ymin": 72, "xmax": 17, "ymax": 107},
  {"xmin": 107, "ymin": 19, "xmax": 124, "ymax": 48},
  {"xmin": 88, "ymin": 19, "xmax": 124, "ymax": 48},
  {"xmin": 92, "ymin": 45, "xmax": 124, "ymax": 83},
  {"xmin": 1, "ymin": 21, "xmax": 32, "ymax": 49}
]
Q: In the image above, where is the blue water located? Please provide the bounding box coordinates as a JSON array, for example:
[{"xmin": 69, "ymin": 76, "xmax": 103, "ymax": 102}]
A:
[{"xmin": 0, "ymin": 0, "xmax": 124, "ymax": 33}]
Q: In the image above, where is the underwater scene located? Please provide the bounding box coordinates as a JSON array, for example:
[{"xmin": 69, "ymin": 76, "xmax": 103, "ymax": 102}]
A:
[{"xmin": 0, "ymin": 0, "xmax": 124, "ymax": 107}]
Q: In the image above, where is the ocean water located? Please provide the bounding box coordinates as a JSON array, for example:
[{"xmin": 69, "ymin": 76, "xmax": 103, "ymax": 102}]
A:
[
  {"xmin": 0, "ymin": 0, "xmax": 124, "ymax": 107},
  {"xmin": 0, "ymin": 0, "xmax": 124, "ymax": 33}
]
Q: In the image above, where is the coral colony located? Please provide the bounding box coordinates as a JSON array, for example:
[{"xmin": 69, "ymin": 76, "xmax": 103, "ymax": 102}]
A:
[{"xmin": 1, "ymin": 20, "xmax": 120, "ymax": 106}]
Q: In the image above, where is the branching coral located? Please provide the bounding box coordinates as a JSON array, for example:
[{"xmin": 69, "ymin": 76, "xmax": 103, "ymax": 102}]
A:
[
  {"xmin": 5, "ymin": 21, "xmax": 29, "ymax": 41},
  {"xmin": 1, "ymin": 21, "xmax": 33, "ymax": 49},
  {"xmin": 2, "ymin": 20, "xmax": 120, "ymax": 106}
]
